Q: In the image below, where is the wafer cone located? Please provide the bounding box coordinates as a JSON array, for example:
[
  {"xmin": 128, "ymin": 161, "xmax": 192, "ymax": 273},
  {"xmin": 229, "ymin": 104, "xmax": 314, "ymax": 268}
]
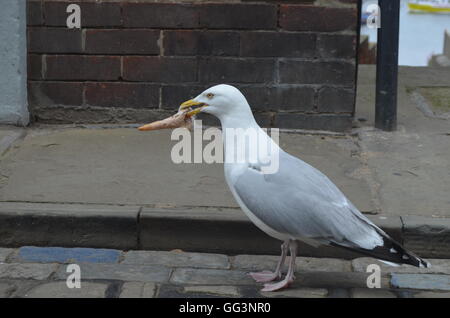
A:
[{"xmin": 138, "ymin": 109, "xmax": 193, "ymax": 131}]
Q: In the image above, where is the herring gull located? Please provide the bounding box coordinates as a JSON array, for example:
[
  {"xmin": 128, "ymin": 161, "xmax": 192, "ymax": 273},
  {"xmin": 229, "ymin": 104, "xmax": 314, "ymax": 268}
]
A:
[{"xmin": 139, "ymin": 84, "xmax": 430, "ymax": 292}]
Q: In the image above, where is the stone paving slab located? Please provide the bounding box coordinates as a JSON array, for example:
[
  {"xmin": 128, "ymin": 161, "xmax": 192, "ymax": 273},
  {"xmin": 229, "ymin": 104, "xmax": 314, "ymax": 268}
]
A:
[
  {"xmin": 293, "ymin": 271, "xmax": 391, "ymax": 289},
  {"xmin": 413, "ymin": 291, "xmax": 450, "ymax": 298},
  {"xmin": 326, "ymin": 288, "xmax": 351, "ymax": 298},
  {"xmin": 182, "ymin": 285, "xmax": 241, "ymax": 298},
  {"xmin": 391, "ymin": 274, "xmax": 450, "ymax": 291},
  {"xmin": 0, "ymin": 263, "xmax": 58, "ymax": 280},
  {"xmin": 119, "ymin": 282, "xmax": 157, "ymax": 298},
  {"xmin": 15, "ymin": 246, "xmax": 121, "ymax": 264},
  {"xmin": 350, "ymin": 288, "xmax": 397, "ymax": 298},
  {"xmin": 0, "ymin": 279, "xmax": 42, "ymax": 298},
  {"xmin": 122, "ymin": 250, "xmax": 230, "ymax": 269},
  {"xmin": 0, "ymin": 281, "xmax": 15, "ymax": 297},
  {"xmin": 352, "ymin": 257, "xmax": 450, "ymax": 275},
  {"xmin": 157, "ymin": 284, "xmax": 216, "ymax": 298},
  {"xmin": 171, "ymin": 268, "xmax": 254, "ymax": 286},
  {"xmin": 54, "ymin": 263, "xmax": 171, "ymax": 283},
  {"xmin": 157, "ymin": 284, "xmax": 260, "ymax": 298},
  {"xmin": 0, "ymin": 128, "xmax": 236, "ymax": 207},
  {"xmin": 0, "ymin": 247, "xmax": 449, "ymax": 298},
  {"xmin": 0, "ymin": 127, "xmax": 25, "ymax": 156},
  {"xmin": 261, "ymin": 287, "xmax": 328, "ymax": 298},
  {"xmin": 232, "ymin": 255, "xmax": 352, "ymax": 273},
  {"xmin": 356, "ymin": 66, "xmax": 450, "ymax": 218},
  {"xmin": 24, "ymin": 281, "xmax": 108, "ymax": 298},
  {"xmin": 0, "ymin": 248, "xmax": 14, "ymax": 263},
  {"xmin": 0, "ymin": 127, "xmax": 374, "ymax": 213}
]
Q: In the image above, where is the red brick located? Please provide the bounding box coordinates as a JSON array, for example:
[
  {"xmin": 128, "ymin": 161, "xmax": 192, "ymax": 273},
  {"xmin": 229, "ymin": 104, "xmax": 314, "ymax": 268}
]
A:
[
  {"xmin": 44, "ymin": 1, "xmax": 121, "ymax": 27},
  {"xmin": 123, "ymin": 57, "xmax": 197, "ymax": 83},
  {"xmin": 85, "ymin": 29, "xmax": 160, "ymax": 55},
  {"xmin": 238, "ymin": 86, "xmax": 277, "ymax": 111},
  {"xmin": 200, "ymin": 4, "xmax": 277, "ymax": 30},
  {"xmin": 199, "ymin": 58, "xmax": 274, "ymax": 84},
  {"xmin": 280, "ymin": 5, "xmax": 357, "ymax": 32},
  {"xmin": 162, "ymin": 84, "xmax": 312, "ymax": 112},
  {"xmin": 195, "ymin": 112, "xmax": 221, "ymax": 127},
  {"xmin": 253, "ymin": 113, "xmax": 273, "ymax": 128},
  {"xmin": 204, "ymin": 111, "xmax": 271, "ymax": 128},
  {"xmin": 123, "ymin": 3, "xmax": 199, "ymax": 28},
  {"xmin": 45, "ymin": 55, "xmax": 121, "ymax": 81},
  {"xmin": 164, "ymin": 31, "xmax": 239, "ymax": 56},
  {"xmin": 28, "ymin": 81, "xmax": 84, "ymax": 107},
  {"xmin": 318, "ymin": 87, "xmax": 354, "ymax": 113},
  {"xmin": 274, "ymin": 113, "xmax": 352, "ymax": 131},
  {"xmin": 240, "ymin": 32, "xmax": 315, "ymax": 58},
  {"xmin": 28, "ymin": 54, "xmax": 42, "ymax": 80},
  {"xmin": 28, "ymin": 28, "xmax": 82, "ymax": 53},
  {"xmin": 85, "ymin": 83, "xmax": 159, "ymax": 109},
  {"xmin": 238, "ymin": 86, "xmax": 315, "ymax": 111},
  {"xmin": 27, "ymin": 0, "xmax": 43, "ymax": 26},
  {"xmin": 279, "ymin": 60, "xmax": 355, "ymax": 85},
  {"xmin": 277, "ymin": 86, "xmax": 315, "ymax": 111},
  {"xmin": 161, "ymin": 85, "xmax": 207, "ymax": 110},
  {"xmin": 317, "ymin": 34, "xmax": 356, "ymax": 59}
]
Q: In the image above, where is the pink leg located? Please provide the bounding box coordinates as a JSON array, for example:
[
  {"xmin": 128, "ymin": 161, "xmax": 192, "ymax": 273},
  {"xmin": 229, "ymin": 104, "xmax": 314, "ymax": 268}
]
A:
[
  {"xmin": 249, "ymin": 240, "xmax": 289, "ymax": 283},
  {"xmin": 262, "ymin": 240, "xmax": 298, "ymax": 292}
]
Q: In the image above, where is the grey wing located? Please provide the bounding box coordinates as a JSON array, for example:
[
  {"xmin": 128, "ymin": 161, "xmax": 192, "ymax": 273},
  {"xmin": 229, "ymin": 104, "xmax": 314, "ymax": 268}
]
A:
[{"xmin": 232, "ymin": 151, "xmax": 384, "ymax": 249}]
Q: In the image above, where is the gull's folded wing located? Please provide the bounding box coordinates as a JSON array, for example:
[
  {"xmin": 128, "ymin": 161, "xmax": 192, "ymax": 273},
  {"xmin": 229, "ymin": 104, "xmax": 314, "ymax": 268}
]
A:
[
  {"xmin": 232, "ymin": 151, "xmax": 383, "ymax": 249},
  {"xmin": 232, "ymin": 151, "xmax": 429, "ymax": 267}
]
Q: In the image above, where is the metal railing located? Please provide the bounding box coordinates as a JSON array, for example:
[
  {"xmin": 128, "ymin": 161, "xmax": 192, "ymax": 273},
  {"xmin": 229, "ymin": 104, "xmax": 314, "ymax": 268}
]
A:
[{"xmin": 375, "ymin": 0, "xmax": 400, "ymax": 131}]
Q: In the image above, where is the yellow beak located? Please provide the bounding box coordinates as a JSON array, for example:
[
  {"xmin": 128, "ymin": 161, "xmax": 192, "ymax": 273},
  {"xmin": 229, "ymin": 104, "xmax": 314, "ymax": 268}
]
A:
[{"xmin": 180, "ymin": 99, "xmax": 208, "ymax": 117}]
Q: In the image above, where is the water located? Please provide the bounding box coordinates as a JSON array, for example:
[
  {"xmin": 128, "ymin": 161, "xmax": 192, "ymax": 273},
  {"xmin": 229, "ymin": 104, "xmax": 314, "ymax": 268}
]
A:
[{"xmin": 361, "ymin": 0, "xmax": 450, "ymax": 66}]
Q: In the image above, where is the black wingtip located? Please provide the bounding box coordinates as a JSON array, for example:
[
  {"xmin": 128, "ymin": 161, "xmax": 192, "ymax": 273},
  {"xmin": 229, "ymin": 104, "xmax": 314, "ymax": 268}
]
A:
[
  {"xmin": 331, "ymin": 237, "xmax": 430, "ymax": 268},
  {"xmin": 419, "ymin": 258, "xmax": 431, "ymax": 269},
  {"xmin": 387, "ymin": 239, "xmax": 431, "ymax": 268}
]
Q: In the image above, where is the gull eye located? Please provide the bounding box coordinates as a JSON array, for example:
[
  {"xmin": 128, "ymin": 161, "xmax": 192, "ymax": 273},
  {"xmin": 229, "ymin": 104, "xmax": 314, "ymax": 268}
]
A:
[{"xmin": 206, "ymin": 93, "xmax": 214, "ymax": 99}]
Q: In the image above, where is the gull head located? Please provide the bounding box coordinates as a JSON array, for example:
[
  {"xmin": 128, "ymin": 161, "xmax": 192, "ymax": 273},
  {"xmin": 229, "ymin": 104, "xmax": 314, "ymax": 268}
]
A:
[{"xmin": 179, "ymin": 84, "xmax": 254, "ymax": 123}]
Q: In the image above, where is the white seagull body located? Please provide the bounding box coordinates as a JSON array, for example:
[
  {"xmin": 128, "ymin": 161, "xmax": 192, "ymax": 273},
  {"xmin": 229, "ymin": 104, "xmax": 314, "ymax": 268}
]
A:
[{"xmin": 153, "ymin": 84, "xmax": 430, "ymax": 291}]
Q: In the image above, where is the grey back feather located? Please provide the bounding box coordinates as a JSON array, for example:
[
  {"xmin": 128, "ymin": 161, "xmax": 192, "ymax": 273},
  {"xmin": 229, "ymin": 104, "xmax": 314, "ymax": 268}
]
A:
[{"xmin": 233, "ymin": 151, "xmax": 383, "ymax": 248}]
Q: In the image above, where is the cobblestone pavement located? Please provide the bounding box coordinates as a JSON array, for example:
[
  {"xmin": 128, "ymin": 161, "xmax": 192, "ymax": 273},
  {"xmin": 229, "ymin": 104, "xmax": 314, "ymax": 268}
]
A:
[{"xmin": 0, "ymin": 246, "xmax": 449, "ymax": 298}]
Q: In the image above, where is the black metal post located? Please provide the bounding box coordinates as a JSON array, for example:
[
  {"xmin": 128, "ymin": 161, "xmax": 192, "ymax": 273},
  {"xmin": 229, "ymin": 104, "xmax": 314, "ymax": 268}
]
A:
[{"xmin": 375, "ymin": 0, "xmax": 400, "ymax": 131}]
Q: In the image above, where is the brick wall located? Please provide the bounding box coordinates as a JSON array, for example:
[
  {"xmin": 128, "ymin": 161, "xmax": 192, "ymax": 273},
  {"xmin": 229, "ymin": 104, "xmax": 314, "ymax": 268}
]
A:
[{"xmin": 27, "ymin": 0, "xmax": 358, "ymax": 132}]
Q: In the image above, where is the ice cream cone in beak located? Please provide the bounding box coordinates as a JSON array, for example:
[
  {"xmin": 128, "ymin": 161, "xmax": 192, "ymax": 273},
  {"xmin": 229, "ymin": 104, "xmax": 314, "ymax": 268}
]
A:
[
  {"xmin": 138, "ymin": 109, "xmax": 193, "ymax": 131},
  {"xmin": 138, "ymin": 99, "xmax": 207, "ymax": 131}
]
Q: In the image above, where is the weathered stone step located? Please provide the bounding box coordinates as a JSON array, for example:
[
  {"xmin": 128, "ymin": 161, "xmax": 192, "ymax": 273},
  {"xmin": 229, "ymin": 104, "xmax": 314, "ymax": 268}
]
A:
[{"xmin": 0, "ymin": 202, "xmax": 449, "ymax": 259}]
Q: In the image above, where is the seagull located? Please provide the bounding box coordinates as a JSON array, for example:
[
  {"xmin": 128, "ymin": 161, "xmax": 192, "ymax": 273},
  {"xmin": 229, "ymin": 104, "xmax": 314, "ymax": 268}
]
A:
[{"xmin": 140, "ymin": 84, "xmax": 430, "ymax": 292}]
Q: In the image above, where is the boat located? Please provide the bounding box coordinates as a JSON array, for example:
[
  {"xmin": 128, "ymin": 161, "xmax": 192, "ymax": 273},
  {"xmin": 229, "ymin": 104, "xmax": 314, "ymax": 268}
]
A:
[{"xmin": 408, "ymin": 0, "xmax": 450, "ymax": 13}]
